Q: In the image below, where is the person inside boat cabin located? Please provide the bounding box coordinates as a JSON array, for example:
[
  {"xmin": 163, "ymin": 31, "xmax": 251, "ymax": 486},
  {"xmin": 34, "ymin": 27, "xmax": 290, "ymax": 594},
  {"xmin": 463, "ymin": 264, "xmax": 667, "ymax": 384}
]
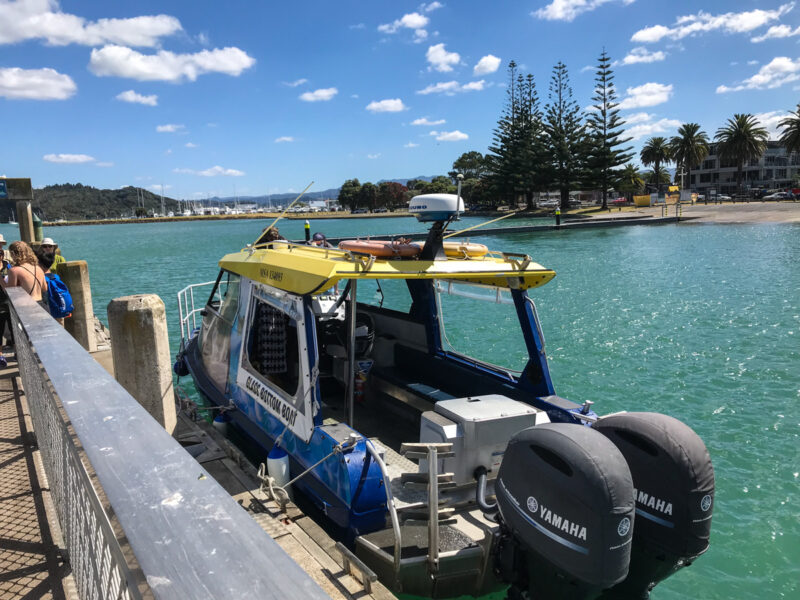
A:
[
  {"xmin": 257, "ymin": 226, "xmax": 286, "ymax": 244},
  {"xmin": 310, "ymin": 232, "xmax": 333, "ymax": 247}
]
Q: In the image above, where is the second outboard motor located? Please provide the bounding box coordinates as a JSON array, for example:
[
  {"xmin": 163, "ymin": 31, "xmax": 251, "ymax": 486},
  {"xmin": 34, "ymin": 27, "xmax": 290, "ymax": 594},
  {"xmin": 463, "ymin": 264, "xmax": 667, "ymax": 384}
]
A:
[
  {"xmin": 495, "ymin": 423, "xmax": 635, "ymax": 600},
  {"xmin": 594, "ymin": 412, "xmax": 715, "ymax": 599}
]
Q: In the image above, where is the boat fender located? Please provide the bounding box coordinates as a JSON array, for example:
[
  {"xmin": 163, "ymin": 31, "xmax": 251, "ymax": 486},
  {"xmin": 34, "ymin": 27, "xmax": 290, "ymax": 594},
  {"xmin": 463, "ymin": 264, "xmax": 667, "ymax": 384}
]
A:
[
  {"xmin": 267, "ymin": 446, "xmax": 293, "ymax": 501},
  {"xmin": 212, "ymin": 412, "xmax": 230, "ymax": 436},
  {"xmin": 173, "ymin": 355, "xmax": 189, "ymax": 377}
]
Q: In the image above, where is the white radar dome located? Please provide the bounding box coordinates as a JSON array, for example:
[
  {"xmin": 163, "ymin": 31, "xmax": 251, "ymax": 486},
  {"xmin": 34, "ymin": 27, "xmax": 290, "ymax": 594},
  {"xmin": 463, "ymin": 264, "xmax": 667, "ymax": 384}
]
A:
[{"xmin": 408, "ymin": 193, "xmax": 465, "ymax": 222}]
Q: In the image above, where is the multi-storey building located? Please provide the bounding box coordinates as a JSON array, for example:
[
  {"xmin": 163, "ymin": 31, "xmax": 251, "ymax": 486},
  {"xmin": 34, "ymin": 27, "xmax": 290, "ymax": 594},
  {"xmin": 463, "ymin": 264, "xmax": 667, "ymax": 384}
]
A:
[{"xmin": 689, "ymin": 141, "xmax": 800, "ymax": 195}]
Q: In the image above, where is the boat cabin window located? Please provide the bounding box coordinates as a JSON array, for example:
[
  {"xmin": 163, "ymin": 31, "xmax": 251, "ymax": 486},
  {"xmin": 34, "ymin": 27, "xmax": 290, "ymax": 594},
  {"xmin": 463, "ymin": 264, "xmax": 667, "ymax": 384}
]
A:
[
  {"xmin": 435, "ymin": 281, "xmax": 528, "ymax": 373},
  {"xmin": 244, "ymin": 297, "xmax": 300, "ymax": 398},
  {"xmin": 357, "ymin": 279, "xmax": 414, "ymax": 314},
  {"xmin": 207, "ymin": 270, "xmax": 239, "ymax": 318}
]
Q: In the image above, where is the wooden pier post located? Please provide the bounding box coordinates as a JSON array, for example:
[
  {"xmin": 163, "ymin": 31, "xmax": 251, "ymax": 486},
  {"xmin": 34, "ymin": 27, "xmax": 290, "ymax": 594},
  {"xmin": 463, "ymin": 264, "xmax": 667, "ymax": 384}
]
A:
[
  {"xmin": 107, "ymin": 294, "xmax": 176, "ymax": 434},
  {"xmin": 60, "ymin": 260, "xmax": 97, "ymax": 352}
]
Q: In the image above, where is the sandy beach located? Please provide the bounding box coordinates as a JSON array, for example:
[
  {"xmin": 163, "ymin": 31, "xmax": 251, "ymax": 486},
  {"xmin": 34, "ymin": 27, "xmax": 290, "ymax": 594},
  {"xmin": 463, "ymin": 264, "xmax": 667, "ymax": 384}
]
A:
[{"xmin": 589, "ymin": 201, "xmax": 800, "ymax": 224}]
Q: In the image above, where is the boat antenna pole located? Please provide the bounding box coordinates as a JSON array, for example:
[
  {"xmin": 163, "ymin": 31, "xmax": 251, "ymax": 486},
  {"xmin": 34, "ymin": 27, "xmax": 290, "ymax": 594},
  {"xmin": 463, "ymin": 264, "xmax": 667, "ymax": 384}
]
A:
[
  {"xmin": 256, "ymin": 181, "xmax": 314, "ymax": 243},
  {"xmin": 443, "ymin": 211, "xmax": 517, "ymax": 239}
]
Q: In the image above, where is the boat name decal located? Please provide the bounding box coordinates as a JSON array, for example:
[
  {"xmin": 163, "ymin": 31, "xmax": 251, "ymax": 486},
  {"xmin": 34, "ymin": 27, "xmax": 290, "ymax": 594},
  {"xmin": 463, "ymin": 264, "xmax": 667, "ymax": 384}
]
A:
[
  {"xmin": 635, "ymin": 488, "xmax": 673, "ymax": 516},
  {"xmin": 245, "ymin": 375, "xmax": 298, "ymax": 427},
  {"xmin": 259, "ymin": 268, "xmax": 283, "ymax": 282},
  {"xmin": 528, "ymin": 497, "xmax": 588, "ymax": 541}
]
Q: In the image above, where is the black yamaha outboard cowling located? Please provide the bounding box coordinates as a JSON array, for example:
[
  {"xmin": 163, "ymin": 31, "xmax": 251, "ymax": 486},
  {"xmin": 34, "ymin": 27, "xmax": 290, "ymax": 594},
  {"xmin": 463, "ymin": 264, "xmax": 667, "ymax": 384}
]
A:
[
  {"xmin": 594, "ymin": 412, "xmax": 714, "ymax": 599},
  {"xmin": 495, "ymin": 423, "xmax": 635, "ymax": 600}
]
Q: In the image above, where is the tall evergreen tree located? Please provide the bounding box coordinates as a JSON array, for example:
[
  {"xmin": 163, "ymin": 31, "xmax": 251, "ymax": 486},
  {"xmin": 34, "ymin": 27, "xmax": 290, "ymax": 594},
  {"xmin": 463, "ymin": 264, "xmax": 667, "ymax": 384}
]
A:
[
  {"xmin": 486, "ymin": 61, "xmax": 524, "ymax": 207},
  {"xmin": 517, "ymin": 72, "xmax": 548, "ymax": 208},
  {"xmin": 669, "ymin": 123, "xmax": 709, "ymax": 192},
  {"xmin": 584, "ymin": 50, "xmax": 632, "ymax": 209},
  {"xmin": 544, "ymin": 62, "xmax": 586, "ymax": 210}
]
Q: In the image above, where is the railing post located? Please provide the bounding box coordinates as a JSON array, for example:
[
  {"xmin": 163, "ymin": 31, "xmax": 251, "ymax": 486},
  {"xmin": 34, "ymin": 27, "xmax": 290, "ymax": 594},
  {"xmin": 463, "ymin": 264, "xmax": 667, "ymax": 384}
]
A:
[
  {"xmin": 61, "ymin": 260, "xmax": 97, "ymax": 352},
  {"xmin": 107, "ymin": 294, "xmax": 177, "ymax": 434}
]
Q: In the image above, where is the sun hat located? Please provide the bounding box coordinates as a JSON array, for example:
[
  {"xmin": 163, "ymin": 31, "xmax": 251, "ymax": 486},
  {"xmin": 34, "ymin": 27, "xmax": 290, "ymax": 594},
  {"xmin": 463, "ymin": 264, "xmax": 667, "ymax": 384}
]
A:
[
  {"xmin": 0, "ymin": 234, "xmax": 5, "ymax": 245},
  {"xmin": 41, "ymin": 237, "xmax": 56, "ymax": 246}
]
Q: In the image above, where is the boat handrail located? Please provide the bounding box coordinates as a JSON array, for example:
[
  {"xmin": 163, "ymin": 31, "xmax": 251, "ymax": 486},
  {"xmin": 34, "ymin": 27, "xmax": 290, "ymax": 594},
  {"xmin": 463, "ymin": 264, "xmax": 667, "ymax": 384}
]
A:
[
  {"xmin": 365, "ymin": 439, "xmax": 403, "ymax": 582},
  {"xmin": 177, "ymin": 280, "xmax": 219, "ymax": 344}
]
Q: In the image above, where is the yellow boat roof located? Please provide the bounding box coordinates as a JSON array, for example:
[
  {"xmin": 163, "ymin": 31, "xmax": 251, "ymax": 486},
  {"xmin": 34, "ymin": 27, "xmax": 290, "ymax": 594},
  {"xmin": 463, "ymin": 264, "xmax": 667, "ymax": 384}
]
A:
[{"xmin": 219, "ymin": 241, "xmax": 556, "ymax": 295}]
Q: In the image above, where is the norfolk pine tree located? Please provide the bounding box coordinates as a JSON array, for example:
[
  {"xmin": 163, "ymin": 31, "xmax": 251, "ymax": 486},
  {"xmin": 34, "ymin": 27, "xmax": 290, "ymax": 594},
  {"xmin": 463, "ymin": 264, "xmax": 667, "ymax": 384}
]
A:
[
  {"xmin": 585, "ymin": 51, "xmax": 632, "ymax": 210},
  {"xmin": 544, "ymin": 62, "xmax": 586, "ymax": 210}
]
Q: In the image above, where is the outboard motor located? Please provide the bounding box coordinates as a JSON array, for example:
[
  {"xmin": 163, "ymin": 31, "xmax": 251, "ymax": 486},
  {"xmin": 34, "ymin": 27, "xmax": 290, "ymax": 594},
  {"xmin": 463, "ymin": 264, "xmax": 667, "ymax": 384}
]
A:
[
  {"xmin": 594, "ymin": 412, "xmax": 714, "ymax": 599},
  {"xmin": 495, "ymin": 423, "xmax": 635, "ymax": 600}
]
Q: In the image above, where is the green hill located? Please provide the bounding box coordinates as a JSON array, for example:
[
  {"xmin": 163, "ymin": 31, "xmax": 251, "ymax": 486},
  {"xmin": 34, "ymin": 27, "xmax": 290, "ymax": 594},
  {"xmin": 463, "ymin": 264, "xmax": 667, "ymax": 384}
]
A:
[{"xmin": 18, "ymin": 183, "xmax": 180, "ymax": 222}]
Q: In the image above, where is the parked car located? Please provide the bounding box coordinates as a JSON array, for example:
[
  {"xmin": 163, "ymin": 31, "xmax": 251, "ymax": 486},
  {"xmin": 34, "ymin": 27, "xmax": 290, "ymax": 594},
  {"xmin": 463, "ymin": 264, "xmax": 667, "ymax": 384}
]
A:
[
  {"xmin": 717, "ymin": 194, "xmax": 731, "ymax": 201},
  {"xmin": 351, "ymin": 208, "xmax": 368, "ymax": 214},
  {"xmin": 373, "ymin": 207, "xmax": 389, "ymax": 213},
  {"xmin": 763, "ymin": 191, "xmax": 791, "ymax": 200}
]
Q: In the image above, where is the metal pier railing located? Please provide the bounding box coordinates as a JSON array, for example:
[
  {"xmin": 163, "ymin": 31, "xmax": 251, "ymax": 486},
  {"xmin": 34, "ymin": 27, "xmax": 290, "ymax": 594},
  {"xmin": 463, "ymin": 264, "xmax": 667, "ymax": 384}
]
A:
[{"xmin": 7, "ymin": 288, "xmax": 329, "ymax": 600}]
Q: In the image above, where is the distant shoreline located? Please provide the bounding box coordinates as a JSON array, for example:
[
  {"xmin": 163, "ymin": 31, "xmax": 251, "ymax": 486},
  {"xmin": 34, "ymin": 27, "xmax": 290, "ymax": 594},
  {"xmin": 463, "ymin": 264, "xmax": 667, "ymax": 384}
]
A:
[{"xmin": 14, "ymin": 200, "xmax": 799, "ymax": 228}]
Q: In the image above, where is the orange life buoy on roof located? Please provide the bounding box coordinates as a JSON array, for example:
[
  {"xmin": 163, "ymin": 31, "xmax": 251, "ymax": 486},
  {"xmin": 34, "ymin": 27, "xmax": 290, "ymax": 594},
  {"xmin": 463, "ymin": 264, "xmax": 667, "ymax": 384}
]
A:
[{"xmin": 338, "ymin": 239, "xmax": 422, "ymax": 258}]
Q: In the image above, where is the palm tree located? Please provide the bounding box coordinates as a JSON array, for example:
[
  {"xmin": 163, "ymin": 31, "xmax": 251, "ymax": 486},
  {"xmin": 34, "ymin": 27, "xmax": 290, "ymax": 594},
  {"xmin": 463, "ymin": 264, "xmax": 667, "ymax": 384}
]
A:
[
  {"xmin": 617, "ymin": 163, "xmax": 644, "ymax": 200},
  {"xmin": 778, "ymin": 104, "xmax": 800, "ymax": 156},
  {"xmin": 714, "ymin": 114, "xmax": 768, "ymax": 195},
  {"xmin": 640, "ymin": 137, "xmax": 673, "ymax": 188},
  {"xmin": 669, "ymin": 123, "xmax": 709, "ymax": 191}
]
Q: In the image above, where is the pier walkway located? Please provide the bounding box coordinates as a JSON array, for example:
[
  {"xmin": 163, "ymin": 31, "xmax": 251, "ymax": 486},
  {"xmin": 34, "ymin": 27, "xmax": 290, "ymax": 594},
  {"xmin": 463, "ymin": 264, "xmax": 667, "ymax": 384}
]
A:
[{"xmin": 0, "ymin": 358, "xmax": 72, "ymax": 599}]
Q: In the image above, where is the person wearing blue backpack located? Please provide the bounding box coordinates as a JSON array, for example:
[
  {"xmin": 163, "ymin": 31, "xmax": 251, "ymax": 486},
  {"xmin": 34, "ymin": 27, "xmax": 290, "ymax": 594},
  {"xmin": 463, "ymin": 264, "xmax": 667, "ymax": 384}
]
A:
[{"xmin": 35, "ymin": 249, "xmax": 74, "ymax": 324}]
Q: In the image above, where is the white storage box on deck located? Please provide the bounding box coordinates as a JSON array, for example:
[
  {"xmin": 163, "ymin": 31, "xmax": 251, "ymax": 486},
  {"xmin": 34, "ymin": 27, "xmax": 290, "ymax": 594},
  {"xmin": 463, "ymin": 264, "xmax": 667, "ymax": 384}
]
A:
[{"xmin": 419, "ymin": 394, "xmax": 549, "ymax": 485}]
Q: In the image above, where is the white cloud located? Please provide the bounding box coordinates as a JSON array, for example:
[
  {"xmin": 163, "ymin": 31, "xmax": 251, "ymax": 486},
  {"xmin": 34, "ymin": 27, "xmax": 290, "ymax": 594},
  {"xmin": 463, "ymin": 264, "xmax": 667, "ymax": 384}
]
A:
[
  {"xmin": 0, "ymin": 66, "xmax": 75, "ymax": 100},
  {"xmin": 366, "ymin": 98, "xmax": 407, "ymax": 112},
  {"xmin": 533, "ymin": 0, "xmax": 636, "ymax": 22},
  {"xmin": 405, "ymin": 142, "xmax": 419, "ymax": 148},
  {"xmin": 95, "ymin": 162, "xmax": 114, "ymax": 167},
  {"xmin": 283, "ymin": 78, "xmax": 308, "ymax": 87},
  {"xmin": 275, "ymin": 136, "xmax": 294, "ymax": 143},
  {"xmin": 748, "ymin": 59, "xmax": 760, "ymax": 65},
  {"xmin": 367, "ymin": 153, "xmax": 381, "ymax": 159},
  {"xmin": 378, "ymin": 12, "xmax": 429, "ymax": 40},
  {"xmin": 753, "ymin": 110, "xmax": 793, "ymax": 138},
  {"xmin": 150, "ymin": 184, "xmax": 173, "ymax": 190},
  {"xmin": 426, "ymin": 43, "xmax": 460, "ymax": 72},
  {"xmin": 461, "ymin": 80, "xmax": 485, "ymax": 91},
  {"xmin": 299, "ymin": 87, "xmax": 338, "ymax": 102},
  {"xmin": 43, "ymin": 153, "xmax": 95, "ymax": 163},
  {"xmin": 174, "ymin": 165, "xmax": 245, "ymax": 177},
  {"xmin": 623, "ymin": 112, "xmax": 655, "ymax": 124},
  {"xmin": 0, "ymin": 2, "xmax": 182, "ymax": 47},
  {"xmin": 473, "ymin": 54, "xmax": 501, "ymax": 75},
  {"xmin": 751, "ymin": 24, "xmax": 800, "ymax": 43},
  {"xmin": 185, "ymin": 142, "xmax": 197, "ymax": 148},
  {"xmin": 349, "ymin": 23, "xmax": 365, "ymax": 30},
  {"xmin": 619, "ymin": 47, "xmax": 666, "ymax": 65},
  {"xmin": 89, "ymin": 45, "xmax": 256, "ymax": 82},
  {"xmin": 626, "ymin": 117, "xmax": 682, "ymax": 140},
  {"xmin": 716, "ymin": 57, "xmax": 800, "ymax": 93},
  {"xmin": 156, "ymin": 124, "xmax": 185, "ymax": 133},
  {"xmin": 412, "ymin": 117, "xmax": 446, "ymax": 126},
  {"xmin": 619, "ymin": 82, "xmax": 673, "ymax": 109},
  {"xmin": 430, "ymin": 130, "xmax": 468, "ymax": 141},
  {"xmin": 631, "ymin": 3, "xmax": 794, "ymax": 43},
  {"xmin": 422, "ymin": 2, "xmax": 443, "ymax": 12},
  {"xmin": 416, "ymin": 80, "xmax": 485, "ymax": 95},
  {"xmin": 115, "ymin": 89, "xmax": 157, "ymax": 106}
]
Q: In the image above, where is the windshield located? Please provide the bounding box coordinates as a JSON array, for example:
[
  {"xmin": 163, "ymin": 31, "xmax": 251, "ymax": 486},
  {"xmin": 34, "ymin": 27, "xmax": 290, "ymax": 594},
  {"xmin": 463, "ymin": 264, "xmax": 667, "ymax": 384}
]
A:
[{"xmin": 435, "ymin": 281, "xmax": 529, "ymax": 372}]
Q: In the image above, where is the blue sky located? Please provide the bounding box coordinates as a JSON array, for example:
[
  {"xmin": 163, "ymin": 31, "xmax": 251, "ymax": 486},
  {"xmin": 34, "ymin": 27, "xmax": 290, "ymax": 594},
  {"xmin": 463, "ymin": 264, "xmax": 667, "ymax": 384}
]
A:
[{"xmin": 1, "ymin": 0, "xmax": 799, "ymax": 198}]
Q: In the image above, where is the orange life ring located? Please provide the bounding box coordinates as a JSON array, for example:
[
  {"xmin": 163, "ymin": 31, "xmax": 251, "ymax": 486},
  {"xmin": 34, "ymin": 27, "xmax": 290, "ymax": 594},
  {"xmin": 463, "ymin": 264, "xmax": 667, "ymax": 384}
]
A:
[{"xmin": 338, "ymin": 239, "xmax": 422, "ymax": 258}]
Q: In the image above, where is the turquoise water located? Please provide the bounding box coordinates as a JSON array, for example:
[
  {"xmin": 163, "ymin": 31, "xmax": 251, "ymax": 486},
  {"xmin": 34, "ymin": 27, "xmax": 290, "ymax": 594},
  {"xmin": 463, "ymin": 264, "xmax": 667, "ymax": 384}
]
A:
[{"xmin": 6, "ymin": 217, "xmax": 797, "ymax": 599}]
